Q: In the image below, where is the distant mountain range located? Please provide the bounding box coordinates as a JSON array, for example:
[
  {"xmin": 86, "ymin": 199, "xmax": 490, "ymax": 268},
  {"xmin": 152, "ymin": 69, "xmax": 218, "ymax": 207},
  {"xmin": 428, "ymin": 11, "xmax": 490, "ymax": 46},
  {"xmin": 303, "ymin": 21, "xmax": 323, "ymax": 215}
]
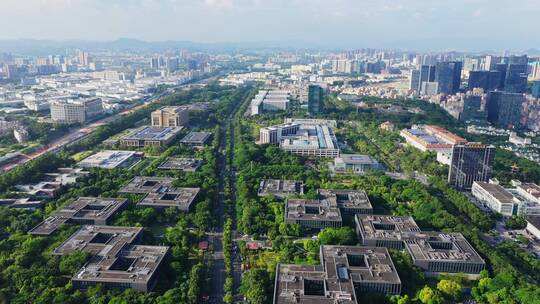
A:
[
  {"xmin": 0, "ymin": 38, "xmax": 538, "ymax": 56},
  {"xmin": 0, "ymin": 38, "xmax": 316, "ymax": 55}
]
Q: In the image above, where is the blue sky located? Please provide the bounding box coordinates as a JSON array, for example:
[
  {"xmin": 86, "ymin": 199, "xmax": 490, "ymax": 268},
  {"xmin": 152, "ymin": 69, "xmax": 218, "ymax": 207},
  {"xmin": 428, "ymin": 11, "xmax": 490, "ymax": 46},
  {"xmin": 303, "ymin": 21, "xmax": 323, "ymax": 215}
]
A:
[{"xmin": 0, "ymin": 0, "xmax": 538, "ymax": 50}]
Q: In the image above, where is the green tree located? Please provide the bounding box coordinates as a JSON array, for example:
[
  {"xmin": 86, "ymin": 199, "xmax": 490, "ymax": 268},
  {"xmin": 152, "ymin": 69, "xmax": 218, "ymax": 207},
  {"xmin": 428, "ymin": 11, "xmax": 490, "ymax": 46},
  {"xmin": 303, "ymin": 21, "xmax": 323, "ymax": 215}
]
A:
[{"xmin": 437, "ymin": 279, "xmax": 462, "ymax": 301}]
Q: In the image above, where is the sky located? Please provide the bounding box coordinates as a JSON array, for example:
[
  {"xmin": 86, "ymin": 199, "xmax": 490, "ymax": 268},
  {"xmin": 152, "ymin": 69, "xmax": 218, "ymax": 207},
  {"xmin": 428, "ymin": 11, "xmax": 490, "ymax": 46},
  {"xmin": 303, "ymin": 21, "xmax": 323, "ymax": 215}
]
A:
[{"xmin": 0, "ymin": 0, "xmax": 539, "ymax": 50}]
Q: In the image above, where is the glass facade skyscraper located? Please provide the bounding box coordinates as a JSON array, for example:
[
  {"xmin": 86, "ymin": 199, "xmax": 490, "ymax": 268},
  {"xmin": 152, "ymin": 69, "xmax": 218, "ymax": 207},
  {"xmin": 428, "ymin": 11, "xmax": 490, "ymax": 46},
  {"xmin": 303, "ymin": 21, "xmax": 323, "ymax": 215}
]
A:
[{"xmin": 435, "ymin": 61, "xmax": 462, "ymax": 94}]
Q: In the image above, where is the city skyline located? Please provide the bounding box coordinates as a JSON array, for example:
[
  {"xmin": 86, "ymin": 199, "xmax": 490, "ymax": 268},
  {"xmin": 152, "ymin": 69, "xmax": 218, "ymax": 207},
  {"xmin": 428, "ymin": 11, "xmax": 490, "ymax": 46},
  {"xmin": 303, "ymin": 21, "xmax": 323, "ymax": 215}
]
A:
[{"xmin": 0, "ymin": 0, "xmax": 539, "ymax": 51}]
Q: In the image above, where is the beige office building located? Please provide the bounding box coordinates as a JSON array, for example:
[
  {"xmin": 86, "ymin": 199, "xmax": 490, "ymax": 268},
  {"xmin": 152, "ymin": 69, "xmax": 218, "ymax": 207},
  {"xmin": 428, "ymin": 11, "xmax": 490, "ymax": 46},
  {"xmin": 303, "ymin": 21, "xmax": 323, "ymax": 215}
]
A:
[{"xmin": 151, "ymin": 106, "xmax": 189, "ymax": 127}]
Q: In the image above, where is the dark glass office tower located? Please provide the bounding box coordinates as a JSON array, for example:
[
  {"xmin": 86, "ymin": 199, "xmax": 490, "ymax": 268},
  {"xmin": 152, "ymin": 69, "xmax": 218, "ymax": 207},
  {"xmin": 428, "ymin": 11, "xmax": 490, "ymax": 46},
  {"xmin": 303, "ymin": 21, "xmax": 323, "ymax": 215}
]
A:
[
  {"xmin": 493, "ymin": 63, "xmax": 508, "ymax": 89},
  {"xmin": 448, "ymin": 143, "xmax": 495, "ymax": 190},
  {"xmin": 504, "ymin": 55, "xmax": 528, "ymax": 93},
  {"xmin": 532, "ymin": 80, "xmax": 540, "ymax": 98},
  {"xmin": 308, "ymin": 85, "xmax": 324, "ymax": 114},
  {"xmin": 468, "ymin": 71, "xmax": 501, "ymax": 91},
  {"xmin": 486, "ymin": 91, "xmax": 524, "ymax": 128},
  {"xmin": 435, "ymin": 61, "xmax": 462, "ymax": 94},
  {"xmin": 418, "ymin": 65, "xmax": 436, "ymax": 92},
  {"xmin": 460, "ymin": 95, "xmax": 487, "ymax": 121}
]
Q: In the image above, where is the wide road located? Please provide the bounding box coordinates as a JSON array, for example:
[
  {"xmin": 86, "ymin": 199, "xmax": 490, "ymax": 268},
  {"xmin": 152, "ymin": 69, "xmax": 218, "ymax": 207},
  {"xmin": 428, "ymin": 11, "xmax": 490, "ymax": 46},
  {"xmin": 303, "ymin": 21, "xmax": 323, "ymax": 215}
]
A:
[
  {"xmin": 208, "ymin": 123, "xmax": 228, "ymax": 304},
  {"xmin": 209, "ymin": 87, "xmax": 251, "ymax": 304},
  {"xmin": 1, "ymin": 78, "xmax": 213, "ymax": 173}
]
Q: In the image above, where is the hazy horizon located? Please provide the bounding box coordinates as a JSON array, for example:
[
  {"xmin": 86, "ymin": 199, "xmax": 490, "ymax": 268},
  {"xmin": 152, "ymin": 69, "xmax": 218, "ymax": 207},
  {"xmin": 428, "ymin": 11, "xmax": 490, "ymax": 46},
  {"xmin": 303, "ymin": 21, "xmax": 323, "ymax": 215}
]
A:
[{"xmin": 1, "ymin": 0, "xmax": 539, "ymax": 51}]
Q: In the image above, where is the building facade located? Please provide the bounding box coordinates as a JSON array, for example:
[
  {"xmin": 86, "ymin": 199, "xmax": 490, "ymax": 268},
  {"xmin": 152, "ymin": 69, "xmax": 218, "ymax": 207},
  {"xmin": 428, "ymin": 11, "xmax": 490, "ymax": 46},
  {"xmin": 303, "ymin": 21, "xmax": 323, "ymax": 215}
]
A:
[
  {"xmin": 448, "ymin": 143, "xmax": 495, "ymax": 190},
  {"xmin": 151, "ymin": 106, "xmax": 189, "ymax": 127}
]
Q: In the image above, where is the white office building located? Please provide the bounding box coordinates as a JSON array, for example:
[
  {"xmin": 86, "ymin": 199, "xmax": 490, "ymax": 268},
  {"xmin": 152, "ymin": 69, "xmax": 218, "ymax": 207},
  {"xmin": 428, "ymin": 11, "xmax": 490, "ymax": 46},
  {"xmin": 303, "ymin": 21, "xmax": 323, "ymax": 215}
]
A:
[
  {"xmin": 259, "ymin": 119, "xmax": 339, "ymax": 158},
  {"xmin": 50, "ymin": 98, "xmax": 103, "ymax": 124}
]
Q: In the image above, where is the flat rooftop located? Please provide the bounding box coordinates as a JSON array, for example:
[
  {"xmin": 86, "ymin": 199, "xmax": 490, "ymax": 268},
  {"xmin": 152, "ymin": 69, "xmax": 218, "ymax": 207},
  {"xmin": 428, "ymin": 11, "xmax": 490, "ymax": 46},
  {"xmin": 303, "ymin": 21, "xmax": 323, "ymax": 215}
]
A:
[
  {"xmin": 138, "ymin": 187, "xmax": 200, "ymax": 211},
  {"xmin": 405, "ymin": 232, "xmax": 485, "ymax": 264},
  {"xmin": 517, "ymin": 183, "xmax": 540, "ymax": 200},
  {"xmin": 53, "ymin": 225, "xmax": 142, "ymax": 256},
  {"xmin": 0, "ymin": 198, "xmax": 44, "ymax": 209},
  {"xmin": 279, "ymin": 124, "xmax": 339, "ymax": 152},
  {"xmin": 319, "ymin": 189, "xmax": 373, "ymax": 211},
  {"xmin": 258, "ymin": 179, "xmax": 304, "ymax": 198},
  {"xmin": 158, "ymin": 157, "xmax": 203, "ymax": 172},
  {"xmin": 118, "ymin": 176, "xmax": 175, "ymax": 194},
  {"xmin": 356, "ymin": 215, "xmax": 421, "ymax": 243},
  {"xmin": 286, "ymin": 198, "xmax": 342, "ymax": 223},
  {"xmin": 122, "ymin": 126, "xmax": 183, "ymax": 141},
  {"xmin": 180, "ymin": 131, "xmax": 211, "ymax": 145},
  {"xmin": 474, "ymin": 182, "xmax": 515, "ymax": 205},
  {"xmin": 29, "ymin": 197, "xmax": 128, "ymax": 236},
  {"xmin": 53, "ymin": 225, "xmax": 168, "ymax": 291},
  {"xmin": 78, "ymin": 150, "xmax": 143, "ymax": 169},
  {"xmin": 119, "ymin": 176, "xmax": 200, "ymax": 210},
  {"xmin": 338, "ymin": 154, "xmax": 380, "ymax": 165},
  {"xmin": 274, "ymin": 246, "xmax": 401, "ymax": 304}
]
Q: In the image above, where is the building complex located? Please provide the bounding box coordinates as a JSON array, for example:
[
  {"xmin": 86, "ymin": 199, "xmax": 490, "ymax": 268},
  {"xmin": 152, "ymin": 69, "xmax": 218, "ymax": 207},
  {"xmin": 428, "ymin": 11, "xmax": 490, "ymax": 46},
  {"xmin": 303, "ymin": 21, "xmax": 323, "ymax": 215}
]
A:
[
  {"xmin": 472, "ymin": 180, "xmax": 540, "ymax": 216},
  {"xmin": 285, "ymin": 189, "xmax": 373, "ymax": 229},
  {"xmin": 29, "ymin": 197, "xmax": 128, "ymax": 235},
  {"xmin": 52, "ymin": 225, "xmax": 168, "ymax": 292},
  {"xmin": 119, "ymin": 176, "xmax": 200, "ymax": 211},
  {"xmin": 250, "ymin": 89, "xmax": 291, "ymax": 115},
  {"xmin": 355, "ymin": 214, "xmax": 485, "ymax": 277},
  {"xmin": 273, "ymin": 245, "xmax": 401, "ymax": 304},
  {"xmin": 259, "ymin": 119, "xmax": 339, "ymax": 158}
]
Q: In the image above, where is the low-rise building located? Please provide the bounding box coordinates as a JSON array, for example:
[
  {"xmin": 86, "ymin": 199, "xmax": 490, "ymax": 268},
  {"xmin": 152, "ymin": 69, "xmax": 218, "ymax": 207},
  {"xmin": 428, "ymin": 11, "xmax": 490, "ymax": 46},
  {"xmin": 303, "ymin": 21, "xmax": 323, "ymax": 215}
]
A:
[
  {"xmin": 273, "ymin": 245, "xmax": 401, "ymax": 303},
  {"xmin": 471, "ymin": 181, "xmax": 540, "ymax": 216},
  {"xmin": 257, "ymin": 179, "xmax": 304, "ymax": 199},
  {"xmin": 14, "ymin": 168, "xmax": 89, "ymax": 198},
  {"xmin": 285, "ymin": 189, "xmax": 373, "ymax": 229},
  {"xmin": 472, "ymin": 182, "xmax": 518, "ymax": 216},
  {"xmin": 0, "ymin": 198, "xmax": 44, "ymax": 209},
  {"xmin": 250, "ymin": 89, "xmax": 291, "ymax": 115},
  {"xmin": 53, "ymin": 225, "xmax": 168, "ymax": 292},
  {"xmin": 355, "ymin": 215, "xmax": 421, "ymax": 249},
  {"xmin": 78, "ymin": 150, "xmax": 143, "ymax": 169},
  {"xmin": 330, "ymin": 154, "xmax": 383, "ymax": 175},
  {"xmin": 29, "ymin": 197, "xmax": 128, "ymax": 235},
  {"xmin": 180, "ymin": 131, "xmax": 211, "ymax": 147},
  {"xmin": 400, "ymin": 125, "xmax": 467, "ymax": 165},
  {"xmin": 526, "ymin": 216, "xmax": 540, "ymax": 240},
  {"xmin": 119, "ymin": 176, "xmax": 200, "ymax": 211},
  {"xmin": 120, "ymin": 126, "xmax": 183, "ymax": 147},
  {"xmin": 158, "ymin": 157, "xmax": 203, "ymax": 172},
  {"xmin": 404, "ymin": 232, "xmax": 485, "ymax": 278}
]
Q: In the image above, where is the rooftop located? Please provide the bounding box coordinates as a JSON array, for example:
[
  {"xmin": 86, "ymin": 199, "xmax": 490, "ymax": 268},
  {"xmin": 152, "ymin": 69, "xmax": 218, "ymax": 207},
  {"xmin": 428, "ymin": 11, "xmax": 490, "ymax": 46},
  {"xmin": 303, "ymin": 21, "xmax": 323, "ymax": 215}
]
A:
[
  {"xmin": 473, "ymin": 182, "xmax": 515, "ymax": 205},
  {"xmin": 119, "ymin": 176, "xmax": 200, "ymax": 210},
  {"xmin": 405, "ymin": 232, "xmax": 485, "ymax": 264},
  {"xmin": 0, "ymin": 198, "xmax": 44, "ymax": 209},
  {"xmin": 157, "ymin": 157, "xmax": 203, "ymax": 172},
  {"xmin": 29, "ymin": 197, "xmax": 128, "ymax": 236},
  {"xmin": 78, "ymin": 150, "xmax": 143, "ymax": 169},
  {"xmin": 356, "ymin": 215, "xmax": 421, "ymax": 242},
  {"xmin": 337, "ymin": 154, "xmax": 380, "ymax": 165},
  {"xmin": 258, "ymin": 179, "xmax": 304, "ymax": 198},
  {"xmin": 274, "ymin": 246, "xmax": 401, "ymax": 304},
  {"xmin": 286, "ymin": 198, "xmax": 342, "ymax": 222},
  {"xmin": 53, "ymin": 225, "xmax": 168, "ymax": 291},
  {"xmin": 180, "ymin": 131, "xmax": 211, "ymax": 145},
  {"xmin": 319, "ymin": 189, "xmax": 373, "ymax": 211},
  {"xmin": 122, "ymin": 126, "xmax": 183, "ymax": 141}
]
